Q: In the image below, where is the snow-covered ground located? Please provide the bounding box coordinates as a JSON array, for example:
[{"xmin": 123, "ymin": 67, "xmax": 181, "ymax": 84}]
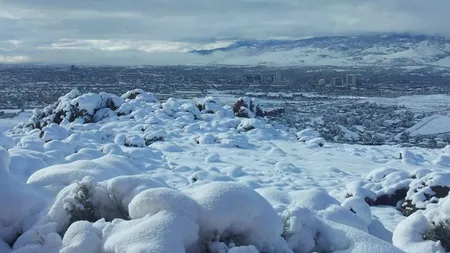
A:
[
  {"xmin": 1, "ymin": 89, "xmax": 450, "ymax": 252},
  {"xmin": 0, "ymin": 111, "xmax": 32, "ymax": 133},
  {"xmin": 406, "ymin": 115, "xmax": 450, "ymax": 137},
  {"xmin": 366, "ymin": 94, "xmax": 450, "ymax": 113}
]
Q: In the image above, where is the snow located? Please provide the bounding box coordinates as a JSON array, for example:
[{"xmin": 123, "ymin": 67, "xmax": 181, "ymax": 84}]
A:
[
  {"xmin": 406, "ymin": 115, "xmax": 450, "ymax": 137},
  {"xmin": 4, "ymin": 89, "xmax": 450, "ymax": 252},
  {"xmin": 296, "ymin": 128, "xmax": 320, "ymax": 142},
  {"xmin": 337, "ymin": 125, "xmax": 360, "ymax": 141},
  {"xmin": 393, "ymin": 213, "xmax": 444, "ymax": 253},
  {"xmin": 367, "ymin": 94, "xmax": 450, "ymax": 113}
]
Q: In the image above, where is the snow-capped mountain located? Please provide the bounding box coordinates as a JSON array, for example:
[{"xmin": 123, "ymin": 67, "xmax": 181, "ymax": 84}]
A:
[{"xmin": 190, "ymin": 34, "xmax": 450, "ymax": 67}]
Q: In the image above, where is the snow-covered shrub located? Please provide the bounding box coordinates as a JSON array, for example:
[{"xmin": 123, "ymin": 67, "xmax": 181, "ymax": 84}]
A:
[
  {"xmin": 296, "ymin": 128, "xmax": 321, "ymax": 142},
  {"xmin": 232, "ymin": 97, "xmax": 263, "ymax": 118},
  {"xmin": 422, "ymin": 221, "xmax": 450, "ymax": 252},
  {"xmin": 305, "ymin": 137, "xmax": 325, "ymax": 148},
  {"xmin": 123, "ymin": 134, "xmax": 145, "ymax": 148},
  {"xmin": 282, "ymin": 206, "xmax": 401, "ymax": 253},
  {"xmin": 44, "ymin": 176, "xmax": 129, "ymax": 234},
  {"xmin": 217, "ymin": 132, "xmax": 250, "ymax": 149},
  {"xmin": 188, "ymin": 182, "xmax": 286, "ymax": 252},
  {"xmin": 40, "ymin": 124, "xmax": 73, "ymax": 142},
  {"xmin": 120, "ymin": 89, "xmax": 158, "ymax": 103},
  {"xmin": 400, "ymin": 172, "xmax": 450, "ymax": 216},
  {"xmin": 401, "ymin": 149, "xmax": 425, "ymax": 165},
  {"xmin": 345, "ymin": 168, "xmax": 411, "ymax": 208},
  {"xmin": 60, "ymin": 221, "xmax": 102, "ymax": 253},
  {"xmin": 197, "ymin": 97, "xmax": 223, "ymax": 114},
  {"xmin": 21, "ymin": 90, "xmax": 125, "ymax": 129},
  {"xmin": 341, "ymin": 197, "xmax": 372, "ymax": 226},
  {"xmin": 347, "ymin": 168, "xmax": 450, "ymax": 217},
  {"xmin": 11, "ymin": 222, "xmax": 62, "ymax": 253},
  {"xmin": 0, "ymin": 148, "xmax": 46, "ymax": 247},
  {"xmin": 399, "ymin": 195, "xmax": 450, "ymax": 252},
  {"xmin": 393, "ymin": 213, "xmax": 446, "ymax": 253},
  {"xmin": 196, "ymin": 133, "xmax": 219, "ymax": 144},
  {"xmin": 144, "ymin": 130, "xmax": 166, "ymax": 146},
  {"xmin": 161, "ymin": 98, "xmax": 182, "ymax": 116},
  {"xmin": 181, "ymin": 103, "xmax": 202, "ymax": 119},
  {"xmin": 237, "ymin": 118, "xmax": 266, "ymax": 132}
]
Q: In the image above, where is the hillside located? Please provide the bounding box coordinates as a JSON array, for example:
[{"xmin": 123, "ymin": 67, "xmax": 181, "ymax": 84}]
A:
[
  {"xmin": 2, "ymin": 90, "xmax": 450, "ymax": 252},
  {"xmin": 190, "ymin": 34, "xmax": 450, "ymax": 67}
]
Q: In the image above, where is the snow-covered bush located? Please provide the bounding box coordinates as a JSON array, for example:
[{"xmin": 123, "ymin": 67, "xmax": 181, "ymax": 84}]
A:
[
  {"xmin": 237, "ymin": 118, "xmax": 266, "ymax": 132},
  {"xmin": 144, "ymin": 130, "xmax": 166, "ymax": 146},
  {"xmin": 296, "ymin": 128, "xmax": 321, "ymax": 142},
  {"xmin": 346, "ymin": 168, "xmax": 450, "ymax": 218},
  {"xmin": 20, "ymin": 90, "xmax": 125, "ymax": 129},
  {"xmin": 0, "ymin": 147, "xmax": 46, "ymax": 247},
  {"xmin": 120, "ymin": 89, "xmax": 158, "ymax": 103},
  {"xmin": 400, "ymin": 172, "xmax": 450, "ymax": 216},
  {"xmin": 232, "ymin": 97, "xmax": 263, "ymax": 118},
  {"xmin": 197, "ymin": 97, "xmax": 223, "ymax": 114},
  {"xmin": 393, "ymin": 202, "xmax": 450, "ymax": 253},
  {"xmin": 305, "ymin": 137, "xmax": 325, "ymax": 148},
  {"xmin": 40, "ymin": 124, "xmax": 73, "ymax": 142}
]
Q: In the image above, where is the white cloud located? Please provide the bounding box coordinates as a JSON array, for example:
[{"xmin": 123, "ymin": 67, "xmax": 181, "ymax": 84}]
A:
[{"xmin": 0, "ymin": 55, "xmax": 29, "ymax": 63}]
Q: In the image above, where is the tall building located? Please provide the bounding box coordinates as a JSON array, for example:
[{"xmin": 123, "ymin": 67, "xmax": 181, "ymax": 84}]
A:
[
  {"xmin": 345, "ymin": 74, "xmax": 357, "ymax": 86},
  {"xmin": 274, "ymin": 72, "xmax": 282, "ymax": 82},
  {"xmin": 307, "ymin": 75, "xmax": 317, "ymax": 85},
  {"xmin": 245, "ymin": 75, "xmax": 254, "ymax": 84},
  {"xmin": 331, "ymin": 78, "xmax": 344, "ymax": 86},
  {"xmin": 253, "ymin": 74, "xmax": 262, "ymax": 84}
]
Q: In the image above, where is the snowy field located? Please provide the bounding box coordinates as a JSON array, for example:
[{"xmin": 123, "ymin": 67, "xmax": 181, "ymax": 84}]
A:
[
  {"xmin": 366, "ymin": 94, "xmax": 450, "ymax": 113},
  {"xmin": 0, "ymin": 111, "xmax": 32, "ymax": 133},
  {"xmin": 1, "ymin": 89, "xmax": 450, "ymax": 252},
  {"xmin": 406, "ymin": 115, "xmax": 450, "ymax": 137}
]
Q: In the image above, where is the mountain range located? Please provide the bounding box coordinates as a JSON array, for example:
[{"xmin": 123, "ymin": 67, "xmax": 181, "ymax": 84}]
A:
[{"xmin": 189, "ymin": 34, "xmax": 450, "ymax": 67}]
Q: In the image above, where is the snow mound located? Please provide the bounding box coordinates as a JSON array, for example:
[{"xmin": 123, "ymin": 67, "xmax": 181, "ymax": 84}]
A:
[
  {"xmin": 296, "ymin": 128, "xmax": 321, "ymax": 142},
  {"xmin": 0, "ymin": 132, "xmax": 14, "ymax": 149},
  {"xmin": 27, "ymin": 154, "xmax": 140, "ymax": 193},
  {"xmin": 121, "ymin": 89, "xmax": 158, "ymax": 103}
]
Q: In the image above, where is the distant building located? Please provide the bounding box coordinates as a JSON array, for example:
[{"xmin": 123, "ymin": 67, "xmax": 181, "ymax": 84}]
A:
[
  {"xmin": 234, "ymin": 74, "xmax": 243, "ymax": 82},
  {"xmin": 331, "ymin": 78, "xmax": 344, "ymax": 86},
  {"xmin": 345, "ymin": 74, "xmax": 357, "ymax": 86},
  {"xmin": 245, "ymin": 75, "xmax": 254, "ymax": 83},
  {"xmin": 70, "ymin": 65, "xmax": 77, "ymax": 71},
  {"xmin": 308, "ymin": 75, "xmax": 317, "ymax": 85},
  {"xmin": 274, "ymin": 72, "xmax": 282, "ymax": 82},
  {"xmin": 253, "ymin": 74, "xmax": 262, "ymax": 84}
]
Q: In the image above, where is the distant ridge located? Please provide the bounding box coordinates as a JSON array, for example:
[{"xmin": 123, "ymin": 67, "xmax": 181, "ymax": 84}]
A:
[{"xmin": 189, "ymin": 34, "xmax": 450, "ymax": 67}]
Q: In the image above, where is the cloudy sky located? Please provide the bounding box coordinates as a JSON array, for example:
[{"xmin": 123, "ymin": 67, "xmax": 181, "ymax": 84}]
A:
[{"xmin": 0, "ymin": 0, "xmax": 448, "ymax": 64}]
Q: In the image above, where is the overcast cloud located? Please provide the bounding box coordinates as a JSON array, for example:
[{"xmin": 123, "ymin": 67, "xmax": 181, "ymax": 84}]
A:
[{"xmin": 0, "ymin": 0, "xmax": 448, "ymax": 64}]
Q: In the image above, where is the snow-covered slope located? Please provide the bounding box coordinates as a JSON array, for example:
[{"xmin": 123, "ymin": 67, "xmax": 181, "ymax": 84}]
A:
[
  {"xmin": 406, "ymin": 115, "xmax": 450, "ymax": 137},
  {"xmin": 3, "ymin": 89, "xmax": 450, "ymax": 252},
  {"xmin": 190, "ymin": 34, "xmax": 450, "ymax": 67}
]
